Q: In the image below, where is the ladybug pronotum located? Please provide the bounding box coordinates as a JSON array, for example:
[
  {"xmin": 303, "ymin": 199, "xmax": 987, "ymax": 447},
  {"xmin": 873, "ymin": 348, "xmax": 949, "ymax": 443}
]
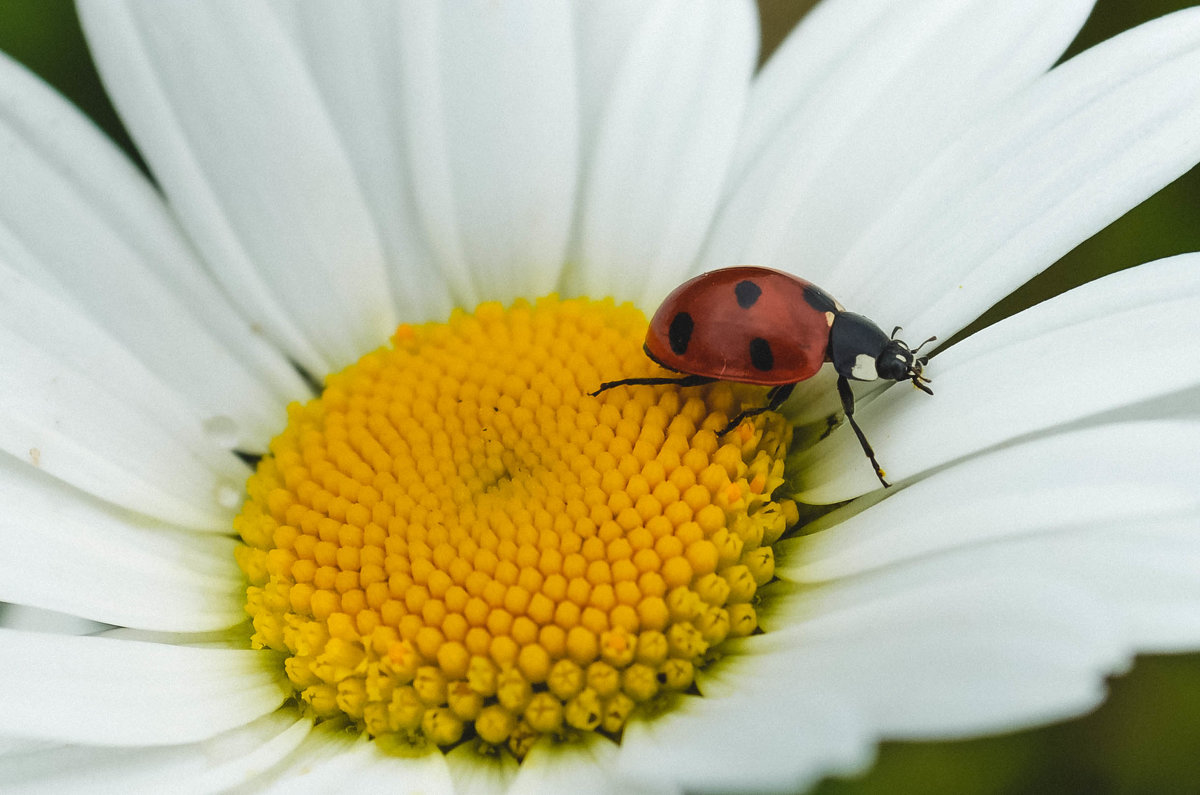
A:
[{"xmin": 592, "ymin": 266, "xmax": 934, "ymax": 487}]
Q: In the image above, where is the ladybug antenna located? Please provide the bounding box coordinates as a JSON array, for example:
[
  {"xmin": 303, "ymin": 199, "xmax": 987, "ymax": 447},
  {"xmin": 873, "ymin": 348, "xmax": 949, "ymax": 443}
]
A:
[{"xmin": 911, "ymin": 335, "xmax": 937, "ymax": 356}]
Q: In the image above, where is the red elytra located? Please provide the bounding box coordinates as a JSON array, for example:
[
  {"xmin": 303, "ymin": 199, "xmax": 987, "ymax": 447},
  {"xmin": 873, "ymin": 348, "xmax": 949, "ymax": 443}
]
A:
[
  {"xmin": 593, "ymin": 266, "xmax": 935, "ymax": 488},
  {"xmin": 644, "ymin": 265, "xmax": 838, "ymax": 385}
]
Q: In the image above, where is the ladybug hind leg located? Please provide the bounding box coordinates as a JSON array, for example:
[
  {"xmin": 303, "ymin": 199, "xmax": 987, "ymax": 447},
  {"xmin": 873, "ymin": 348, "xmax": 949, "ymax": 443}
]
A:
[
  {"xmin": 836, "ymin": 375, "xmax": 890, "ymax": 488},
  {"xmin": 718, "ymin": 383, "xmax": 795, "ymax": 436}
]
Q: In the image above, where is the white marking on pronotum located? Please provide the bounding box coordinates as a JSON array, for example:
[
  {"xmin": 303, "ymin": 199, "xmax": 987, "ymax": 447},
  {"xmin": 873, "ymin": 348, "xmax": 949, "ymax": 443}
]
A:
[{"xmin": 851, "ymin": 353, "xmax": 878, "ymax": 381}]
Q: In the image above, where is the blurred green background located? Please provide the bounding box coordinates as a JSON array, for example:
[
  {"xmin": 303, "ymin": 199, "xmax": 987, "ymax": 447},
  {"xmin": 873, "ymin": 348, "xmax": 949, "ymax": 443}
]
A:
[{"xmin": 2, "ymin": 1, "xmax": 1198, "ymax": 793}]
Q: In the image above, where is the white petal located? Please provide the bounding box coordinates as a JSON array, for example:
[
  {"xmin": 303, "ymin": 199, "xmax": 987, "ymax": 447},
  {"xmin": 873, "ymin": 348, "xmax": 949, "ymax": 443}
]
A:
[
  {"xmin": 251, "ymin": 721, "xmax": 453, "ymax": 794},
  {"xmin": 567, "ymin": 0, "xmax": 757, "ymax": 306},
  {"xmin": 0, "ymin": 711, "xmax": 311, "ymax": 794},
  {"xmin": 513, "ymin": 733, "xmax": 672, "ymax": 795},
  {"xmin": 833, "ymin": 6, "xmax": 1200, "ymax": 336},
  {"xmin": 0, "ymin": 455, "xmax": 244, "ymax": 632},
  {"xmin": 98, "ymin": 627, "xmax": 252, "ymax": 649},
  {"xmin": 886, "ymin": 525, "xmax": 1200, "ymax": 653},
  {"xmin": 796, "ymin": 254, "xmax": 1200, "ymax": 502},
  {"xmin": 703, "ymin": 0, "xmax": 1095, "ymax": 281},
  {"xmin": 446, "ymin": 742, "xmax": 519, "ymax": 795},
  {"xmin": 619, "ymin": 690, "xmax": 871, "ymax": 794},
  {"xmin": 0, "ymin": 315, "xmax": 247, "ymax": 528},
  {"xmin": 784, "ymin": 420, "xmax": 1200, "ymax": 582},
  {"xmin": 718, "ymin": 574, "xmax": 1125, "ymax": 739},
  {"xmin": 0, "ymin": 604, "xmax": 108, "ymax": 636},
  {"xmin": 786, "ymin": 461, "xmax": 1200, "ymax": 648},
  {"xmin": 1086, "ymin": 383, "xmax": 1200, "ymax": 424},
  {"xmin": 270, "ymin": 1, "xmax": 454, "ymax": 323},
  {"xmin": 572, "ymin": 1, "xmax": 655, "ymax": 144},
  {"xmin": 729, "ymin": 0, "xmax": 913, "ymax": 180},
  {"xmin": 0, "ymin": 630, "xmax": 288, "ymax": 745},
  {"xmin": 77, "ymin": 0, "xmax": 398, "ymax": 374},
  {"xmin": 0, "ymin": 738, "xmax": 54, "ymax": 757},
  {"xmin": 395, "ymin": 0, "xmax": 579, "ymax": 307},
  {"xmin": 0, "ymin": 52, "xmax": 306, "ymax": 450},
  {"xmin": 0, "ymin": 265, "xmax": 212, "ymax": 439}
]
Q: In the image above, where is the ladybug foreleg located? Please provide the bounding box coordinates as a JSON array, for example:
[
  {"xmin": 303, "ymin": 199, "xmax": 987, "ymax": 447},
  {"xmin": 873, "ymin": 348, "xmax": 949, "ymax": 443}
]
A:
[
  {"xmin": 718, "ymin": 383, "xmax": 795, "ymax": 436},
  {"xmin": 837, "ymin": 375, "xmax": 890, "ymax": 488},
  {"xmin": 590, "ymin": 374, "xmax": 716, "ymax": 397}
]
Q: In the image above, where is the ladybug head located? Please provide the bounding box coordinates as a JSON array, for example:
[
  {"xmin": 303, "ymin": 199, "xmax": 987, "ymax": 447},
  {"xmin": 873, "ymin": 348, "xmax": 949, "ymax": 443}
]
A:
[
  {"xmin": 829, "ymin": 314, "xmax": 935, "ymax": 393},
  {"xmin": 875, "ymin": 334, "xmax": 935, "ymax": 394}
]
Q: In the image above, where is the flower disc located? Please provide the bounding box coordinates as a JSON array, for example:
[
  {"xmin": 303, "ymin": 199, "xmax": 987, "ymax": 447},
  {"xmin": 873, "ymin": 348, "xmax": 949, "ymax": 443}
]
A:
[{"xmin": 235, "ymin": 295, "xmax": 797, "ymax": 757}]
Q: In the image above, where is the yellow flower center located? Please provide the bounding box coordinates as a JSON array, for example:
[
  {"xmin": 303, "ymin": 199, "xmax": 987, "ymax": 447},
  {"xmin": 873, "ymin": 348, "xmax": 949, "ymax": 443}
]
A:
[{"xmin": 234, "ymin": 295, "xmax": 797, "ymax": 759}]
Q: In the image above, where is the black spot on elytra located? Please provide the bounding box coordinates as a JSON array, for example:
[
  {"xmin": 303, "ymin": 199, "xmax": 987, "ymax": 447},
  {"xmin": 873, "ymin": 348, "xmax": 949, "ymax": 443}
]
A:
[
  {"xmin": 749, "ymin": 337, "xmax": 774, "ymax": 371},
  {"xmin": 668, "ymin": 312, "xmax": 694, "ymax": 355},
  {"xmin": 734, "ymin": 280, "xmax": 762, "ymax": 308},
  {"xmin": 802, "ymin": 283, "xmax": 837, "ymax": 313}
]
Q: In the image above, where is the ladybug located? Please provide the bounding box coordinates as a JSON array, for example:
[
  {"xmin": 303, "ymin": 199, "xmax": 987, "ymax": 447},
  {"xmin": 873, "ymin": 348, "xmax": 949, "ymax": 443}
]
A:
[{"xmin": 591, "ymin": 266, "xmax": 934, "ymax": 487}]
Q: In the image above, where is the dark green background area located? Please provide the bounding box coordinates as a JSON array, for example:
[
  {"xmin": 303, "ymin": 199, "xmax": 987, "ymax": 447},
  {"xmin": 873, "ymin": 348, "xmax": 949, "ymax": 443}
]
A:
[{"xmin": 2, "ymin": 2, "xmax": 1198, "ymax": 793}]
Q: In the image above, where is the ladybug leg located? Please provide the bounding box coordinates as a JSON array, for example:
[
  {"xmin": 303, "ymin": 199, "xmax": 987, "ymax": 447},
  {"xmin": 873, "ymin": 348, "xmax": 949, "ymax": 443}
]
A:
[
  {"xmin": 837, "ymin": 375, "xmax": 890, "ymax": 488},
  {"xmin": 718, "ymin": 383, "xmax": 795, "ymax": 436},
  {"xmin": 765, "ymin": 382, "xmax": 796, "ymax": 412},
  {"xmin": 590, "ymin": 374, "xmax": 715, "ymax": 396}
]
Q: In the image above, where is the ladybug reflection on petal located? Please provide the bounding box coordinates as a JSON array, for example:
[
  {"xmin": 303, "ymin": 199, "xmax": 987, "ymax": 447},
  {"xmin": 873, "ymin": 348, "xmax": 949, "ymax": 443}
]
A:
[{"xmin": 592, "ymin": 266, "xmax": 934, "ymax": 487}]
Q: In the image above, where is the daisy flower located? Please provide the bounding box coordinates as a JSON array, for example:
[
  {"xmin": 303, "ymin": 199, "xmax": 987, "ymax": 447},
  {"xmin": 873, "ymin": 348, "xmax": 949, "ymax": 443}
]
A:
[{"xmin": 3, "ymin": 1, "xmax": 1200, "ymax": 792}]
